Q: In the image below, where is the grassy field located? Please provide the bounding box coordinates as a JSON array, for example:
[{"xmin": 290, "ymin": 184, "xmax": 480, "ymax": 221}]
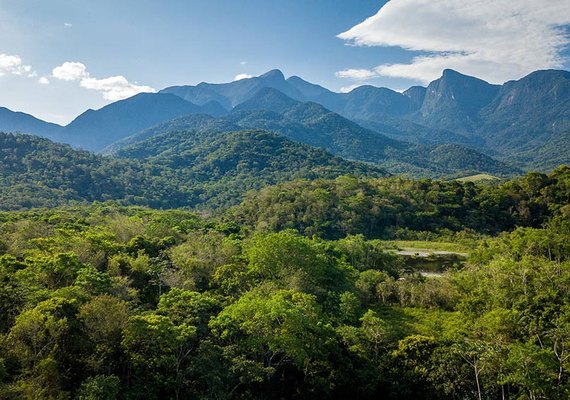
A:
[
  {"xmin": 383, "ymin": 240, "xmax": 473, "ymax": 253},
  {"xmin": 456, "ymin": 173, "xmax": 500, "ymax": 183}
]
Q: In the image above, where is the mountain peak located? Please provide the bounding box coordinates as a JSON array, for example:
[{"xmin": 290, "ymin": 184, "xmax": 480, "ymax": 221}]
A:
[
  {"xmin": 259, "ymin": 69, "xmax": 285, "ymax": 81},
  {"xmin": 439, "ymin": 69, "xmax": 493, "ymax": 86},
  {"xmin": 403, "ymin": 86, "xmax": 427, "ymax": 109},
  {"xmin": 233, "ymin": 87, "xmax": 299, "ymax": 114},
  {"xmin": 440, "ymin": 69, "xmax": 480, "ymax": 80},
  {"xmin": 442, "ymin": 68, "xmax": 462, "ymax": 77},
  {"xmin": 420, "ymin": 69, "xmax": 500, "ymax": 132}
]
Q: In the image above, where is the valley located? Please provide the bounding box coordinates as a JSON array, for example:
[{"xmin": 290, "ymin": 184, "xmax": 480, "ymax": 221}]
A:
[{"xmin": 0, "ymin": 52, "xmax": 569, "ymax": 400}]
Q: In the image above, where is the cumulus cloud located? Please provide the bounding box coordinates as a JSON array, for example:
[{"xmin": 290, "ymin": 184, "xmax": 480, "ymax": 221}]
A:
[
  {"xmin": 38, "ymin": 76, "xmax": 50, "ymax": 85},
  {"xmin": 337, "ymin": 0, "xmax": 570, "ymax": 84},
  {"xmin": 51, "ymin": 61, "xmax": 156, "ymax": 100},
  {"xmin": 0, "ymin": 53, "xmax": 33, "ymax": 76},
  {"xmin": 234, "ymin": 73, "xmax": 254, "ymax": 81},
  {"xmin": 52, "ymin": 61, "xmax": 88, "ymax": 81},
  {"xmin": 80, "ymin": 76, "xmax": 156, "ymax": 101}
]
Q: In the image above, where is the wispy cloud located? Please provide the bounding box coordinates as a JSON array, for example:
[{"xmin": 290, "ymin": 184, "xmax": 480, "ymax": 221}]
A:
[
  {"xmin": 335, "ymin": 68, "xmax": 377, "ymax": 81},
  {"xmin": 337, "ymin": 0, "xmax": 570, "ymax": 84},
  {"xmin": 51, "ymin": 61, "xmax": 156, "ymax": 100},
  {"xmin": 339, "ymin": 84, "xmax": 363, "ymax": 93},
  {"xmin": 234, "ymin": 73, "xmax": 254, "ymax": 81},
  {"xmin": 0, "ymin": 53, "xmax": 33, "ymax": 77}
]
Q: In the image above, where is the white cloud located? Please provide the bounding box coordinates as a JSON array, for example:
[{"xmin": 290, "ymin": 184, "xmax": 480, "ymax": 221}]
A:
[
  {"xmin": 337, "ymin": 0, "xmax": 570, "ymax": 84},
  {"xmin": 51, "ymin": 61, "xmax": 156, "ymax": 100},
  {"xmin": 38, "ymin": 76, "xmax": 50, "ymax": 85},
  {"xmin": 80, "ymin": 76, "xmax": 156, "ymax": 101},
  {"xmin": 234, "ymin": 73, "xmax": 253, "ymax": 81},
  {"xmin": 335, "ymin": 68, "xmax": 377, "ymax": 81},
  {"xmin": 64, "ymin": 22, "xmax": 73, "ymax": 27},
  {"xmin": 0, "ymin": 53, "xmax": 32, "ymax": 76},
  {"xmin": 240, "ymin": 61, "xmax": 248, "ymax": 65},
  {"xmin": 52, "ymin": 61, "xmax": 89, "ymax": 81}
]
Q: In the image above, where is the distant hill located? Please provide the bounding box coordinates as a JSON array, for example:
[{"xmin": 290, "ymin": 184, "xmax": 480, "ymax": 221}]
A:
[
  {"xmin": 161, "ymin": 69, "xmax": 305, "ymax": 109},
  {"xmin": 233, "ymin": 87, "xmax": 300, "ymax": 114},
  {"xmin": 0, "ymin": 94, "xmax": 228, "ymax": 152},
  {"xmin": 0, "ymin": 106, "xmax": 63, "ymax": 138},
  {"xmin": 108, "ymin": 89, "xmax": 519, "ymax": 178},
  {"xmin": 60, "ymin": 93, "xmax": 229, "ymax": 151},
  {"xmin": 113, "ymin": 128, "xmax": 386, "ymax": 209},
  {"xmin": 0, "ymin": 131, "xmax": 382, "ymax": 210}
]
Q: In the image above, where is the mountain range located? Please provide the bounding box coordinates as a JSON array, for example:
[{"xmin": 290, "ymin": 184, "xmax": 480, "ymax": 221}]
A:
[
  {"xmin": 0, "ymin": 68, "xmax": 568, "ymax": 177},
  {"xmin": 161, "ymin": 68, "xmax": 570, "ymax": 169}
]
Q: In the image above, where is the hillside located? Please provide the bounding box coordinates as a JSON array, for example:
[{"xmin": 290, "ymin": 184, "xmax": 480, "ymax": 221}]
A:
[
  {"xmin": 0, "ymin": 94, "xmax": 228, "ymax": 153},
  {"xmin": 0, "ymin": 131, "xmax": 382, "ymax": 210},
  {"xmin": 60, "ymin": 93, "xmax": 227, "ymax": 151},
  {"xmin": 0, "ymin": 106, "xmax": 64, "ymax": 137},
  {"xmin": 109, "ymin": 89, "xmax": 518, "ymax": 178},
  {"xmin": 478, "ymin": 70, "xmax": 570, "ymax": 156}
]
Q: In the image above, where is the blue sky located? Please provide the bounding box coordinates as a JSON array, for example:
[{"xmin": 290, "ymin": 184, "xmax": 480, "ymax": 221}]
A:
[{"xmin": 0, "ymin": 0, "xmax": 569, "ymax": 124}]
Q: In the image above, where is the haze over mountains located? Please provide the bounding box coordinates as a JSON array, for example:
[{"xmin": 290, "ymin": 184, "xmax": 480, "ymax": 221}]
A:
[
  {"xmin": 105, "ymin": 89, "xmax": 516, "ymax": 177},
  {"xmin": 160, "ymin": 68, "xmax": 570, "ymax": 169},
  {"xmin": 0, "ymin": 68, "xmax": 568, "ymax": 178}
]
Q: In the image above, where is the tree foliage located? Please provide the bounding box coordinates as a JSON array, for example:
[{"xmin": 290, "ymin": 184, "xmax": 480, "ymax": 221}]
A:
[{"xmin": 0, "ymin": 169, "xmax": 568, "ymax": 399}]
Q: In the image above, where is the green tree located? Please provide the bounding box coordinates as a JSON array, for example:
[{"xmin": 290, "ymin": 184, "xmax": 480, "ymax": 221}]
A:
[{"xmin": 76, "ymin": 375, "xmax": 120, "ymax": 400}]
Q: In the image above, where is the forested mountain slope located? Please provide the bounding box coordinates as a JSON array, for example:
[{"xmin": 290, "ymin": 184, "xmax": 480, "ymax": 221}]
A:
[
  {"xmin": 109, "ymin": 90, "xmax": 518, "ymax": 178},
  {"xmin": 0, "ymin": 106, "xmax": 64, "ymax": 137},
  {"xmin": 0, "ymin": 131, "xmax": 381, "ymax": 210}
]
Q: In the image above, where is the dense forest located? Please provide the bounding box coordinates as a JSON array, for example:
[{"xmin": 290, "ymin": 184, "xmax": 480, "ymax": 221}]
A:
[
  {"xmin": 0, "ymin": 132, "xmax": 382, "ymax": 210},
  {"xmin": 105, "ymin": 101, "xmax": 519, "ymax": 178},
  {"xmin": 1, "ymin": 4, "xmax": 568, "ymax": 399},
  {"xmin": 231, "ymin": 166, "xmax": 570, "ymax": 238},
  {"xmin": 0, "ymin": 167, "xmax": 568, "ymax": 399}
]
